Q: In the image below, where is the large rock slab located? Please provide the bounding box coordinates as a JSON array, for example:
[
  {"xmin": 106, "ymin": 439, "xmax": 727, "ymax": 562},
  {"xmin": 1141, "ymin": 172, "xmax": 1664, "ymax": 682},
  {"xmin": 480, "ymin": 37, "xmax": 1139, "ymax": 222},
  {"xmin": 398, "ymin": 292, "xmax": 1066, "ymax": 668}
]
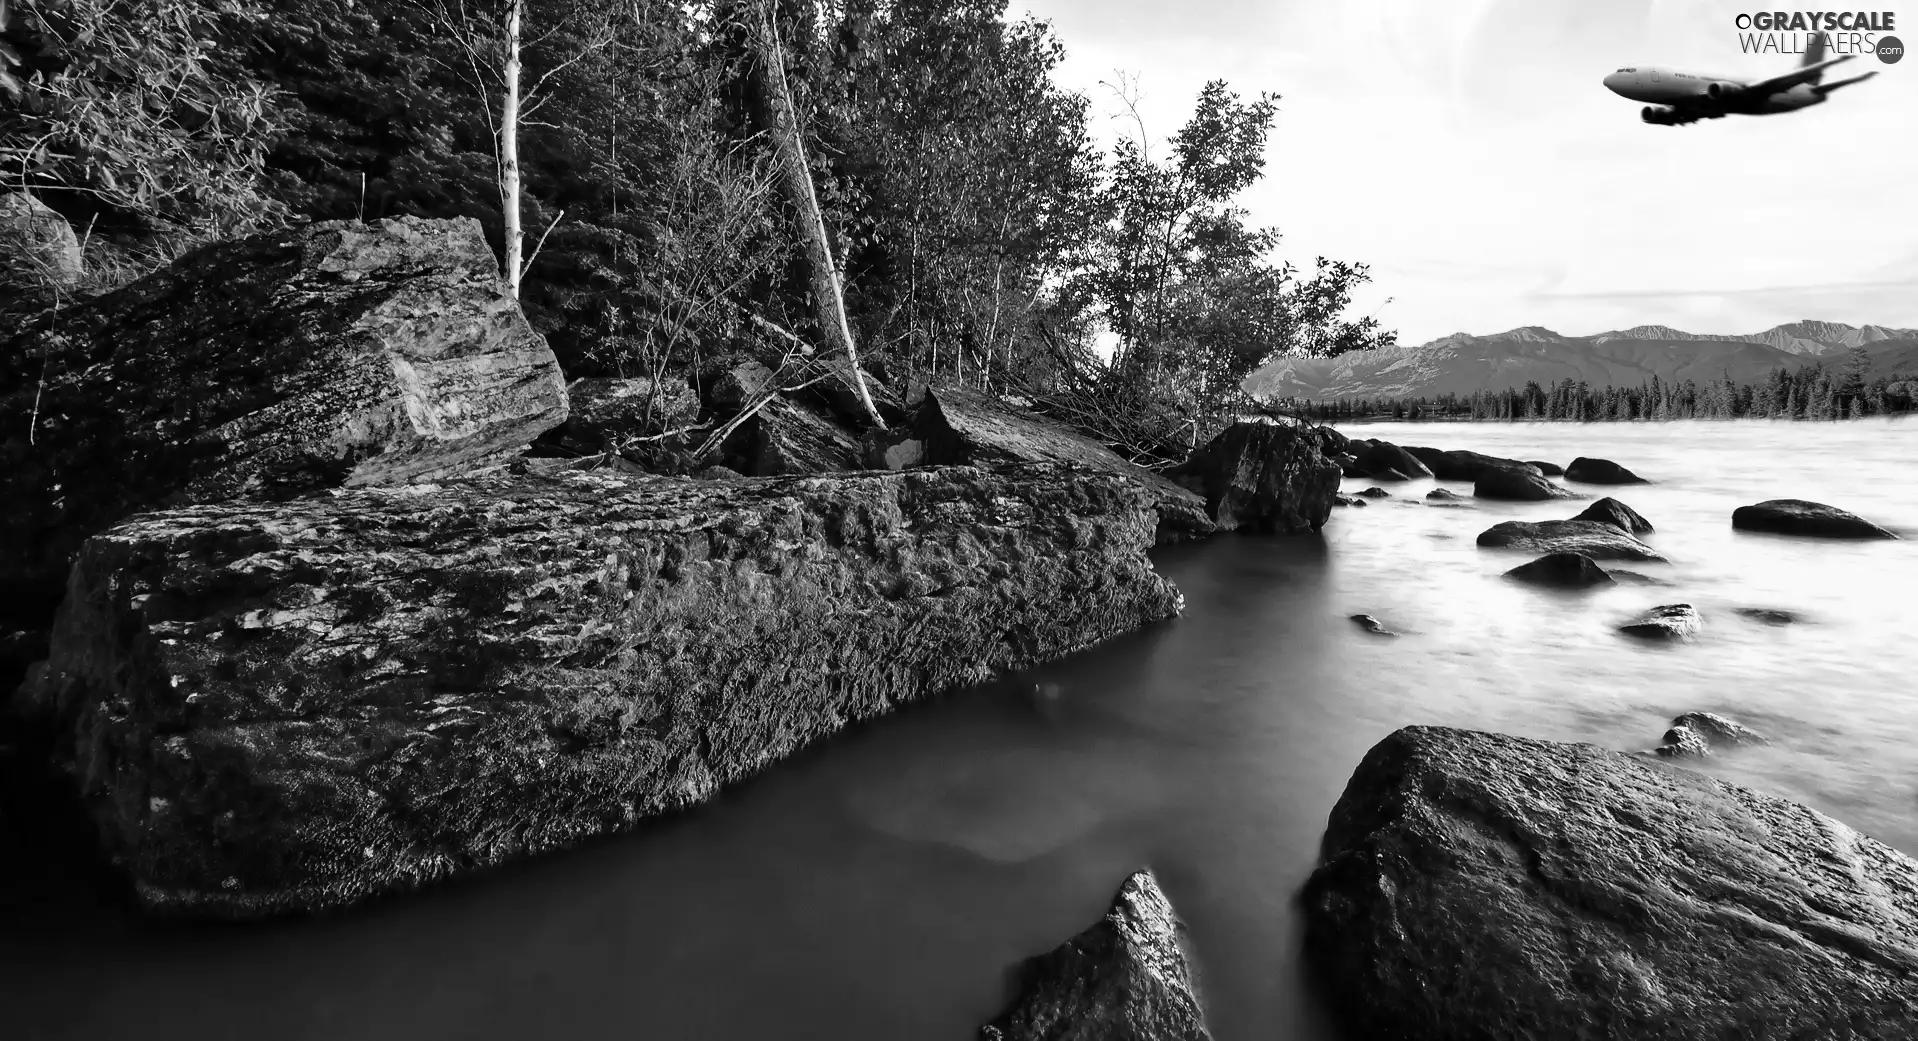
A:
[
  {"xmin": 1403, "ymin": 447, "xmax": 1541, "ymax": 482},
  {"xmin": 16, "ymin": 463, "xmax": 1180, "ymax": 916},
  {"xmin": 980, "ymin": 870, "xmax": 1211, "ymax": 1041},
  {"xmin": 1477, "ymin": 518, "xmax": 1666, "ymax": 561},
  {"xmin": 1302, "ymin": 726, "xmax": 1918, "ymax": 1041},
  {"xmin": 1733, "ymin": 499, "xmax": 1896, "ymax": 539},
  {"xmin": 539, "ymin": 377, "xmax": 699, "ymax": 455},
  {"xmin": 917, "ymin": 387, "xmax": 1212, "ymax": 542},
  {"xmin": 0, "ymin": 216, "xmax": 569, "ymax": 632},
  {"xmin": 726, "ymin": 396, "xmax": 864, "ymax": 476},
  {"xmin": 1167, "ymin": 421, "xmax": 1339, "ymax": 535}
]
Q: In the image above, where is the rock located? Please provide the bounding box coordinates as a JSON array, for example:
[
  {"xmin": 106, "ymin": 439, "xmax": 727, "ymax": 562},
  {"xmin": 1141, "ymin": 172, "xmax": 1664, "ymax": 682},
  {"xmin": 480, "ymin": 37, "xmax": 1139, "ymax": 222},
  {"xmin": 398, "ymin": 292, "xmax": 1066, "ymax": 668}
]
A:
[
  {"xmin": 862, "ymin": 427, "xmax": 927, "ymax": 471},
  {"xmin": 1425, "ymin": 488, "xmax": 1466, "ymax": 502},
  {"xmin": 786, "ymin": 359, "xmax": 907, "ymax": 431},
  {"xmin": 1302, "ymin": 726, "xmax": 1918, "ymax": 1041},
  {"xmin": 1403, "ymin": 447, "xmax": 1541, "ymax": 482},
  {"xmin": 1619, "ymin": 603, "xmax": 1702, "ymax": 641},
  {"xmin": 0, "ymin": 191, "xmax": 83, "ymax": 286},
  {"xmin": 1573, "ymin": 497, "xmax": 1654, "ymax": 535},
  {"xmin": 1656, "ymin": 712, "xmax": 1769, "ymax": 758},
  {"xmin": 725, "ymin": 396, "xmax": 863, "ymax": 476},
  {"xmin": 1607, "ymin": 570, "xmax": 1667, "ymax": 586},
  {"xmin": 1334, "ymin": 494, "xmax": 1368, "ymax": 508},
  {"xmin": 0, "ymin": 216, "xmax": 567, "ymax": 652},
  {"xmin": 1336, "ymin": 454, "xmax": 1366, "ymax": 478},
  {"xmin": 1351, "ymin": 439, "xmax": 1433, "ymax": 480},
  {"xmin": 1732, "ymin": 500, "xmax": 1896, "ymax": 539},
  {"xmin": 16, "ymin": 462, "xmax": 1180, "ymax": 916},
  {"xmin": 1473, "ymin": 467, "xmax": 1579, "ymax": 501},
  {"xmin": 1307, "ymin": 424, "xmax": 1352, "ymax": 457},
  {"xmin": 1504, "ymin": 552, "xmax": 1616, "ymax": 588},
  {"xmin": 1356, "ymin": 486, "xmax": 1392, "ymax": 499},
  {"xmin": 1166, "ymin": 421, "xmax": 1339, "ymax": 536},
  {"xmin": 1350, "ymin": 614, "xmax": 1397, "ymax": 637},
  {"xmin": 541, "ymin": 377, "xmax": 698, "ymax": 455},
  {"xmin": 979, "ymin": 870, "xmax": 1212, "ymax": 1041},
  {"xmin": 1477, "ymin": 518, "xmax": 1666, "ymax": 562},
  {"xmin": 1565, "ymin": 456, "xmax": 1648, "ymax": 484},
  {"xmin": 1527, "ymin": 460, "xmax": 1565, "ymax": 476},
  {"xmin": 692, "ymin": 465, "xmax": 742, "ymax": 481},
  {"xmin": 696, "ymin": 357, "xmax": 776, "ymax": 414},
  {"xmin": 1735, "ymin": 607, "xmax": 1800, "ymax": 625},
  {"xmin": 917, "ymin": 386, "xmax": 1212, "ymax": 544}
]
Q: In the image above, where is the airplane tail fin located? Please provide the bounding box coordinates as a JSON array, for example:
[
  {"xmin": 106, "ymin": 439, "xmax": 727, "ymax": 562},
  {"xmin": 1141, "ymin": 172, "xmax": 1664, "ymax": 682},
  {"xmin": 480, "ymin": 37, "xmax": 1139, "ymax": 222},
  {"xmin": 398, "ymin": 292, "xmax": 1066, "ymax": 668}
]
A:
[{"xmin": 1802, "ymin": 31, "xmax": 1828, "ymax": 80}]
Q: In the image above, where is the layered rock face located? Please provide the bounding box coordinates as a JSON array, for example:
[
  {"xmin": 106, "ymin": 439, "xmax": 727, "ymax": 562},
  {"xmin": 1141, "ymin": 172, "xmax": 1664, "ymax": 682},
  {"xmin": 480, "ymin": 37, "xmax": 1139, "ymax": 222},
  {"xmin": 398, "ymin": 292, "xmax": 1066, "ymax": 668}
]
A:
[
  {"xmin": 1304, "ymin": 727, "xmax": 1918, "ymax": 1040},
  {"xmin": 917, "ymin": 387, "xmax": 1213, "ymax": 542},
  {"xmin": 18, "ymin": 462, "xmax": 1179, "ymax": 916},
  {"xmin": 0, "ymin": 216, "xmax": 569, "ymax": 629},
  {"xmin": 1167, "ymin": 421, "xmax": 1339, "ymax": 535},
  {"xmin": 981, "ymin": 870, "xmax": 1212, "ymax": 1041}
]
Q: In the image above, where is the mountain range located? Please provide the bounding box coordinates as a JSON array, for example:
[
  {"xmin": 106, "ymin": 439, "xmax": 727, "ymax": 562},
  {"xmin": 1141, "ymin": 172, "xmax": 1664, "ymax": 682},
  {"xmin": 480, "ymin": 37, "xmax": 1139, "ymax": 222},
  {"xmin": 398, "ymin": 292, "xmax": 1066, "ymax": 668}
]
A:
[{"xmin": 1244, "ymin": 321, "xmax": 1918, "ymax": 402}]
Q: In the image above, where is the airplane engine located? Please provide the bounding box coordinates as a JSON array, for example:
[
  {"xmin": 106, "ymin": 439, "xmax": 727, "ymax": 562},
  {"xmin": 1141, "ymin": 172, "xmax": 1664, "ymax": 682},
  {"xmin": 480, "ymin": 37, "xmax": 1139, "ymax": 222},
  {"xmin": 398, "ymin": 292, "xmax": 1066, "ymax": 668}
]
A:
[
  {"xmin": 1641, "ymin": 106, "xmax": 1680, "ymax": 125},
  {"xmin": 1703, "ymin": 81, "xmax": 1735, "ymax": 98}
]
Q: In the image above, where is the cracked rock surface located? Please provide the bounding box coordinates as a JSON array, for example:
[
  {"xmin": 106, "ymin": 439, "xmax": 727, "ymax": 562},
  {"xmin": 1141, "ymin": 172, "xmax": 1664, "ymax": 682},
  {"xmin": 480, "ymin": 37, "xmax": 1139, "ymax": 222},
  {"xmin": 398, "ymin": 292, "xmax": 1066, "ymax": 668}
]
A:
[{"xmin": 1303, "ymin": 726, "xmax": 1918, "ymax": 1040}]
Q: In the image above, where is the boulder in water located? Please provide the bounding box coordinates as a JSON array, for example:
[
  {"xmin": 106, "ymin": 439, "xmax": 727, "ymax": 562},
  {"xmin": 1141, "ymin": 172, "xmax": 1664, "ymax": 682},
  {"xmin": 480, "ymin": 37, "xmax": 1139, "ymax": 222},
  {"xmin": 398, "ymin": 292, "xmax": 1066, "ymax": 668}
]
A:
[
  {"xmin": 1504, "ymin": 552, "xmax": 1616, "ymax": 588},
  {"xmin": 1356, "ymin": 486, "xmax": 1392, "ymax": 499},
  {"xmin": 1477, "ymin": 518, "xmax": 1665, "ymax": 562},
  {"xmin": 1732, "ymin": 499, "xmax": 1896, "ymax": 539},
  {"xmin": 979, "ymin": 870, "xmax": 1212, "ymax": 1041},
  {"xmin": 1334, "ymin": 494, "xmax": 1368, "ymax": 508},
  {"xmin": 1735, "ymin": 607, "xmax": 1801, "ymax": 625},
  {"xmin": 1527, "ymin": 460, "xmax": 1565, "ymax": 476},
  {"xmin": 1350, "ymin": 614, "xmax": 1397, "ymax": 637},
  {"xmin": 1655, "ymin": 712, "xmax": 1769, "ymax": 758},
  {"xmin": 1565, "ymin": 457, "xmax": 1648, "ymax": 484},
  {"xmin": 1166, "ymin": 421, "xmax": 1339, "ymax": 536},
  {"xmin": 1403, "ymin": 447, "xmax": 1541, "ymax": 482},
  {"xmin": 1620, "ymin": 603, "xmax": 1702, "ymax": 641},
  {"xmin": 16, "ymin": 462, "xmax": 1181, "ymax": 916},
  {"xmin": 1573, "ymin": 497, "xmax": 1654, "ymax": 535},
  {"xmin": 1474, "ymin": 467, "xmax": 1578, "ymax": 501},
  {"xmin": 1425, "ymin": 488, "xmax": 1467, "ymax": 502},
  {"xmin": 1302, "ymin": 726, "xmax": 1918, "ymax": 1041},
  {"xmin": 1351, "ymin": 439, "xmax": 1433, "ymax": 480}
]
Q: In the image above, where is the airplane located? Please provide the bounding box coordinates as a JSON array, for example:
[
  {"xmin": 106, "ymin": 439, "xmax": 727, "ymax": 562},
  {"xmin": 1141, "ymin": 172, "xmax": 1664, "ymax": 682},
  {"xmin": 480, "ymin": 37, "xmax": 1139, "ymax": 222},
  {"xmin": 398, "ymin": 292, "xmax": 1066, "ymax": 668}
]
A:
[{"xmin": 1603, "ymin": 34, "xmax": 1879, "ymax": 125}]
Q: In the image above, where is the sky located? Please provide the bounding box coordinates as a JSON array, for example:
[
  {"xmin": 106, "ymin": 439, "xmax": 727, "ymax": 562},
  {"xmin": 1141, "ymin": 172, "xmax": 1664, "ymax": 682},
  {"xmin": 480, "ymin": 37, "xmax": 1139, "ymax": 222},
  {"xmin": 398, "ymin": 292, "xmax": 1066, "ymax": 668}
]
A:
[{"xmin": 1014, "ymin": 0, "xmax": 1918, "ymax": 347}]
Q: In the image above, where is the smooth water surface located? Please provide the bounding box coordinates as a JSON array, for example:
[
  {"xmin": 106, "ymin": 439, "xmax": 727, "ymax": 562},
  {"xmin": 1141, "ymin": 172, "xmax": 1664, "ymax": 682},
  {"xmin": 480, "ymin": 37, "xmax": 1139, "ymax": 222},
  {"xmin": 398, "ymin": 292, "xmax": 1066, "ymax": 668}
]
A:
[{"xmin": 5, "ymin": 419, "xmax": 1916, "ymax": 1040}]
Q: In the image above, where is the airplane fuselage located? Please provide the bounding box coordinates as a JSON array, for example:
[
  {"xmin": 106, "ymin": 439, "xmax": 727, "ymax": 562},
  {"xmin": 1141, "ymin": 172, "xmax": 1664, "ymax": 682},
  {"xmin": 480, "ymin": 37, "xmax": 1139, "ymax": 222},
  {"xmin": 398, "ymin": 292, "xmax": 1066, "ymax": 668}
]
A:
[{"xmin": 1602, "ymin": 67, "xmax": 1826, "ymax": 114}]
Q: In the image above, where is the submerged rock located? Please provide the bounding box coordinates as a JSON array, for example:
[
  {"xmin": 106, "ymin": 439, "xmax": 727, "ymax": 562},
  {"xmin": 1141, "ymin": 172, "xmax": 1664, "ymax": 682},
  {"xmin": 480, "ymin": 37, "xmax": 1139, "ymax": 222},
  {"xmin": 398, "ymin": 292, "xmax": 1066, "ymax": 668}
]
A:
[
  {"xmin": 1167, "ymin": 421, "xmax": 1339, "ymax": 536},
  {"xmin": 1475, "ymin": 467, "xmax": 1578, "ymax": 501},
  {"xmin": 1504, "ymin": 552, "xmax": 1615, "ymax": 588},
  {"xmin": 1425, "ymin": 488, "xmax": 1467, "ymax": 502},
  {"xmin": 1527, "ymin": 460, "xmax": 1565, "ymax": 476},
  {"xmin": 1477, "ymin": 518, "xmax": 1665, "ymax": 561},
  {"xmin": 1303, "ymin": 726, "xmax": 1918, "ymax": 1041},
  {"xmin": 980, "ymin": 870, "xmax": 1212, "ymax": 1041},
  {"xmin": 1403, "ymin": 447, "xmax": 1541, "ymax": 482},
  {"xmin": 1333, "ymin": 494, "xmax": 1368, "ymax": 508},
  {"xmin": 1732, "ymin": 499, "xmax": 1896, "ymax": 539},
  {"xmin": 1655, "ymin": 712, "xmax": 1769, "ymax": 758},
  {"xmin": 0, "ymin": 216, "xmax": 568, "ymax": 638},
  {"xmin": 17, "ymin": 463, "xmax": 1181, "ymax": 916},
  {"xmin": 1735, "ymin": 607, "xmax": 1801, "ymax": 625},
  {"xmin": 1350, "ymin": 614, "xmax": 1397, "ymax": 637},
  {"xmin": 917, "ymin": 387, "xmax": 1212, "ymax": 543},
  {"xmin": 1566, "ymin": 456, "xmax": 1648, "ymax": 484},
  {"xmin": 1356, "ymin": 486, "xmax": 1392, "ymax": 499},
  {"xmin": 1574, "ymin": 497, "xmax": 1655, "ymax": 535},
  {"xmin": 1620, "ymin": 603, "xmax": 1702, "ymax": 641}
]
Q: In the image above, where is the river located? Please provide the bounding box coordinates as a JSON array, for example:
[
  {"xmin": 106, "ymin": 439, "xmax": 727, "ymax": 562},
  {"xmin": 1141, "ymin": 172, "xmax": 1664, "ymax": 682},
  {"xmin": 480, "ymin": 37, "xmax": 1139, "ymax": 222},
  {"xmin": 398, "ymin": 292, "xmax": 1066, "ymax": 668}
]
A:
[{"xmin": 5, "ymin": 419, "xmax": 1915, "ymax": 1040}]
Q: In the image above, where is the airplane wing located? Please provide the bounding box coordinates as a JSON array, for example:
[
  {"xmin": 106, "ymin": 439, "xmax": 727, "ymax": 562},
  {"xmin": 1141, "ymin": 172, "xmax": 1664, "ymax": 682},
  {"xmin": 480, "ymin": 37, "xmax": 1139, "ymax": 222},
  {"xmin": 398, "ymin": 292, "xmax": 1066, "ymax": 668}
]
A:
[
  {"xmin": 1740, "ymin": 54, "xmax": 1856, "ymax": 97},
  {"xmin": 1814, "ymin": 70, "xmax": 1879, "ymax": 95}
]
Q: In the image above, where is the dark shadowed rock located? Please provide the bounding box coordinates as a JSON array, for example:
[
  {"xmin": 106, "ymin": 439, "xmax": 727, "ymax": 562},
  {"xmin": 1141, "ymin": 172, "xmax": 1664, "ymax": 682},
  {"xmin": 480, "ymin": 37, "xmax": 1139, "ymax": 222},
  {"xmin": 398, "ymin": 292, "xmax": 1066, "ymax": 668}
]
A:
[
  {"xmin": 1334, "ymin": 494, "xmax": 1368, "ymax": 508},
  {"xmin": 1574, "ymin": 497, "xmax": 1654, "ymax": 535},
  {"xmin": 1566, "ymin": 456, "xmax": 1648, "ymax": 484},
  {"xmin": 1655, "ymin": 712, "xmax": 1769, "ymax": 758},
  {"xmin": 0, "ymin": 216, "xmax": 568, "ymax": 641},
  {"xmin": 1735, "ymin": 607, "xmax": 1801, "ymax": 625},
  {"xmin": 16, "ymin": 462, "xmax": 1180, "ymax": 916},
  {"xmin": 917, "ymin": 387, "xmax": 1212, "ymax": 543},
  {"xmin": 540, "ymin": 377, "xmax": 699, "ymax": 455},
  {"xmin": 726, "ymin": 396, "xmax": 863, "ymax": 476},
  {"xmin": 1620, "ymin": 603, "xmax": 1701, "ymax": 640},
  {"xmin": 1351, "ymin": 439, "xmax": 1433, "ymax": 480},
  {"xmin": 1474, "ymin": 467, "xmax": 1579, "ymax": 501},
  {"xmin": 980, "ymin": 870, "xmax": 1211, "ymax": 1041},
  {"xmin": 1336, "ymin": 454, "xmax": 1366, "ymax": 478},
  {"xmin": 1303, "ymin": 726, "xmax": 1918, "ymax": 1041},
  {"xmin": 1308, "ymin": 425, "xmax": 1352, "ymax": 457},
  {"xmin": 1477, "ymin": 518, "xmax": 1666, "ymax": 561},
  {"xmin": 1404, "ymin": 447, "xmax": 1541, "ymax": 482},
  {"xmin": 696, "ymin": 357, "xmax": 776, "ymax": 414},
  {"xmin": 1356, "ymin": 486, "xmax": 1392, "ymax": 499},
  {"xmin": 1, "ymin": 191, "xmax": 83, "ymax": 286},
  {"xmin": 1166, "ymin": 421, "xmax": 1339, "ymax": 536},
  {"xmin": 1504, "ymin": 552, "xmax": 1615, "ymax": 588},
  {"xmin": 1732, "ymin": 499, "xmax": 1896, "ymax": 539},
  {"xmin": 1350, "ymin": 614, "xmax": 1397, "ymax": 637},
  {"xmin": 1526, "ymin": 460, "xmax": 1564, "ymax": 476},
  {"xmin": 1425, "ymin": 488, "xmax": 1466, "ymax": 502}
]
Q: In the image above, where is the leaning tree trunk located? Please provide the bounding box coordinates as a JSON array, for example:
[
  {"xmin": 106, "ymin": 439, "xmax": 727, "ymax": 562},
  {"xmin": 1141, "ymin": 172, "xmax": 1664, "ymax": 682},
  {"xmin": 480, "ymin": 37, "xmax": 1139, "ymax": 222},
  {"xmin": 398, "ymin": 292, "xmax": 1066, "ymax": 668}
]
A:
[
  {"xmin": 499, "ymin": 0, "xmax": 524, "ymax": 297},
  {"xmin": 750, "ymin": 2, "xmax": 886, "ymax": 429}
]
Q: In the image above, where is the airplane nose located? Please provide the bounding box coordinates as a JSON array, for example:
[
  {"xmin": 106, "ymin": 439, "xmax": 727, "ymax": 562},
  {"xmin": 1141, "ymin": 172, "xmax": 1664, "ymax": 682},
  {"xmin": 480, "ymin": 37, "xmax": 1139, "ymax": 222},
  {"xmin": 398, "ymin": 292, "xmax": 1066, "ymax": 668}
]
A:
[{"xmin": 1602, "ymin": 72, "xmax": 1622, "ymax": 94}]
